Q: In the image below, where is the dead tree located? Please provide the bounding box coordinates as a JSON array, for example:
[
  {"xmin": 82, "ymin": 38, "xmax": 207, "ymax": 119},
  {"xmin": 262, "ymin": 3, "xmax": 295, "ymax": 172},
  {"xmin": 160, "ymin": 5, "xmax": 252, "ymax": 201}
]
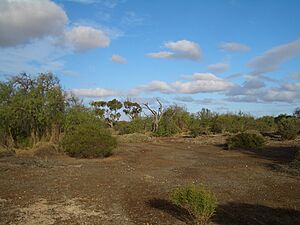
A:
[{"xmin": 143, "ymin": 99, "xmax": 163, "ymax": 132}]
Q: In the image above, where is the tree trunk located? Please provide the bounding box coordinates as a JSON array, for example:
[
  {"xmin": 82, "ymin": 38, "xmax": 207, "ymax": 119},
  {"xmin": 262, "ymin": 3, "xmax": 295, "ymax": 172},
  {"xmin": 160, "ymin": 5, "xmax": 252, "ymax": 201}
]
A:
[{"xmin": 50, "ymin": 123, "xmax": 60, "ymax": 143}]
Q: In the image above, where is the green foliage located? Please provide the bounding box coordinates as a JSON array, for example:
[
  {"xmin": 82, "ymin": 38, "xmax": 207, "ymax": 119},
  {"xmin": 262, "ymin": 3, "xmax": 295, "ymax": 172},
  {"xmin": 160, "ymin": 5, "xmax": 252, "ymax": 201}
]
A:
[
  {"xmin": 227, "ymin": 132, "xmax": 265, "ymax": 150},
  {"xmin": 156, "ymin": 117, "xmax": 181, "ymax": 137},
  {"xmin": 0, "ymin": 73, "xmax": 66, "ymax": 147},
  {"xmin": 277, "ymin": 117, "xmax": 300, "ymax": 140},
  {"xmin": 61, "ymin": 121, "xmax": 117, "ymax": 158},
  {"xmin": 171, "ymin": 185, "xmax": 217, "ymax": 225},
  {"xmin": 294, "ymin": 107, "xmax": 300, "ymax": 119},
  {"xmin": 255, "ymin": 116, "xmax": 277, "ymax": 133},
  {"xmin": 116, "ymin": 117, "xmax": 149, "ymax": 134},
  {"xmin": 90, "ymin": 99, "xmax": 122, "ymax": 127},
  {"xmin": 155, "ymin": 106, "xmax": 190, "ymax": 137},
  {"xmin": 123, "ymin": 101, "xmax": 142, "ymax": 120}
]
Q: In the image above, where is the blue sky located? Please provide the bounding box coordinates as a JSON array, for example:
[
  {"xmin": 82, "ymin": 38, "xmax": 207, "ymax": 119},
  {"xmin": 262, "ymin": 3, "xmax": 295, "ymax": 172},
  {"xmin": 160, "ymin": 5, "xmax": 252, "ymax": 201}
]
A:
[{"xmin": 1, "ymin": 0, "xmax": 300, "ymax": 116}]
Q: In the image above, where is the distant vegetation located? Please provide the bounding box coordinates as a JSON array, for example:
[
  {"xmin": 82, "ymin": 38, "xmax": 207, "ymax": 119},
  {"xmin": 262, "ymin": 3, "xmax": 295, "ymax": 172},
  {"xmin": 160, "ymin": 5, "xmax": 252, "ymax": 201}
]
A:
[{"xmin": 1, "ymin": 73, "xmax": 300, "ymax": 157}]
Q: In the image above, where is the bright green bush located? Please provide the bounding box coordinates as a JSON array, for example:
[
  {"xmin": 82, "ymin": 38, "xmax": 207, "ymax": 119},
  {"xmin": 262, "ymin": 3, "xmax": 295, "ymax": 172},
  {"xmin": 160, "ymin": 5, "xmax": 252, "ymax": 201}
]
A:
[
  {"xmin": 277, "ymin": 118, "xmax": 300, "ymax": 140},
  {"xmin": 171, "ymin": 185, "xmax": 217, "ymax": 225},
  {"xmin": 61, "ymin": 123, "xmax": 116, "ymax": 158},
  {"xmin": 227, "ymin": 132, "xmax": 265, "ymax": 150}
]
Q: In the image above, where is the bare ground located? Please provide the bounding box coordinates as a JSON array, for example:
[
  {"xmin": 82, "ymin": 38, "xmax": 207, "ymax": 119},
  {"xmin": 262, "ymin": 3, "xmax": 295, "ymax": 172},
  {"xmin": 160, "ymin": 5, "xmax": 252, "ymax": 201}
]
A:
[{"xmin": 0, "ymin": 137, "xmax": 299, "ymax": 225}]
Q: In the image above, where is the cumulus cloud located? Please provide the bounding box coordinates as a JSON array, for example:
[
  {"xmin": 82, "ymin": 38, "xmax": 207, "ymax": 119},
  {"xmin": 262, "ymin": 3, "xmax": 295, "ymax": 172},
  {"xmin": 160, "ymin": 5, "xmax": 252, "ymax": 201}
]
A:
[
  {"xmin": 262, "ymin": 89, "xmax": 300, "ymax": 103},
  {"xmin": 248, "ymin": 38, "xmax": 300, "ymax": 74},
  {"xmin": 225, "ymin": 76, "xmax": 300, "ymax": 103},
  {"xmin": 282, "ymin": 83, "xmax": 300, "ymax": 91},
  {"xmin": 130, "ymin": 80, "xmax": 174, "ymax": 95},
  {"xmin": 111, "ymin": 54, "xmax": 127, "ymax": 64},
  {"xmin": 0, "ymin": 0, "xmax": 68, "ymax": 47},
  {"xmin": 148, "ymin": 40, "xmax": 202, "ymax": 61},
  {"xmin": 64, "ymin": 26, "xmax": 110, "ymax": 52},
  {"xmin": 219, "ymin": 42, "xmax": 251, "ymax": 52},
  {"xmin": 208, "ymin": 63, "xmax": 229, "ymax": 73},
  {"xmin": 227, "ymin": 79, "xmax": 266, "ymax": 96},
  {"xmin": 130, "ymin": 73, "xmax": 232, "ymax": 95},
  {"xmin": 71, "ymin": 88, "xmax": 120, "ymax": 97}
]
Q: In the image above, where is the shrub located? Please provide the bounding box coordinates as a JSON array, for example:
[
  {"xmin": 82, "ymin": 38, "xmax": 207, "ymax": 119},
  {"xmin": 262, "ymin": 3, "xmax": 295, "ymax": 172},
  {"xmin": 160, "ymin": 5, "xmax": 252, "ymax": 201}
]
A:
[
  {"xmin": 0, "ymin": 146, "xmax": 15, "ymax": 158},
  {"xmin": 117, "ymin": 133, "xmax": 152, "ymax": 143},
  {"xmin": 277, "ymin": 118, "xmax": 300, "ymax": 140},
  {"xmin": 190, "ymin": 126, "xmax": 210, "ymax": 137},
  {"xmin": 227, "ymin": 132, "xmax": 265, "ymax": 150},
  {"xmin": 155, "ymin": 117, "xmax": 181, "ymax": 137},
  {"xmin": 255, "ymin": 116, "xmax": 276, "ymax": 133},
  {"xmin": 171, "ymin": 185, "xmax": 217, "ymax": 225},
  {"xmin": 116, "ymin": 118, "xmax": 146, "ymax": 135},
  {"xmin": 61, "ymin": 123, "xmax": 117, "ymax": 158}
]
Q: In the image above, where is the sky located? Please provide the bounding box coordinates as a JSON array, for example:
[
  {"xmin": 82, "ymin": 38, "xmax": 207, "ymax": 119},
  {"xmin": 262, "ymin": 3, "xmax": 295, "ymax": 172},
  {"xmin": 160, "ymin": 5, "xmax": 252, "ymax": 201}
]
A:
[{"xmin": 0, "ymin": 0, "xmax": 300, "ymax": 117}]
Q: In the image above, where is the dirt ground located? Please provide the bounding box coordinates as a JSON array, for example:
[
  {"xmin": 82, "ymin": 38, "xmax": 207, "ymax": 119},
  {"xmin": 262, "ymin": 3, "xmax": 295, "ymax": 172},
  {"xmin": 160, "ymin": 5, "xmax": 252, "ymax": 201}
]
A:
[{"xmin": 0, "ymin": 137, "xmax": 299, "ymax": 225}]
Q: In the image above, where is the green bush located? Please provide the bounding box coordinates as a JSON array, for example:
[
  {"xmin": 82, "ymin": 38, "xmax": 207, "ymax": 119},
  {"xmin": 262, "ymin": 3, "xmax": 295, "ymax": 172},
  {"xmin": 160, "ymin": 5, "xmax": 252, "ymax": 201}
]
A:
[
  {"xmin": 61, "ymin": 122, "xmax": 117, "ymax": 158},
  {"xmin": 277, "ymin": 118, "xmax": 300, "ymax": 140},
  {"xmin": 171, "ymin": 185, "xmax": 217, "ymax": 225},
  {"xmin": 155, "ymin": 116, "xmax": 181, "ymax": 137},
  {"xmin": 116, "ymin": 118, "xmax": 147, "ymax": 135},
  {"xmin": 190, "ymin": 126, "xmax": 210, "ymax": 137},
  {"xmin": 227, "ymin": 132, "xmax": 265, "ymax": 150}
]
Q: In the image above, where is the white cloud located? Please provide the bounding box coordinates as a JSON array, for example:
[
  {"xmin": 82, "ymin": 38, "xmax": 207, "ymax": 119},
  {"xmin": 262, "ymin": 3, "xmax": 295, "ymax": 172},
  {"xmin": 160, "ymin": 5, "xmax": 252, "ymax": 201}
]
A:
[
  {"xmin": 183, "ymin": 72, "xmax": 225, "ymax": 81},
  {"xmin": 111, "ymin": 54, "xmax": 127, "ymax": 64},
  {"xmin": 130, "ymin": 80, "xmax": 174, "ymax": 95},
  {"xmin": 148, "ymin": 40, "xmax": 202, "ymax": 61},
  {"xmin": 147, "ymin": 51, "xmax": 174, "ymax": 59},
  {"xmin": 208, "ymin": 63, "xmax": 229, "ymax": 73},
  {"xmin": 282, "ymin": 83, "xmax": 300, "ymax": 91},
  {"xmin": 248, "ymin": 38, "xmax": 300, "ymax": 74},
  {"xmin": 130, "ymin": 73, "xmax": 232, "ymax": 95},
  {"xmin": 220, "ymin": 42, "xmax": 251, "ymax": 52},
  {"xmin": 0, "ymin": 0, "xmax": 68, "ymax": 47},
  {"xmin": 71, "ymin": 88, "xmax": 120, "ymax": 97},
  {"xmin": 65, "ymin": 0, "xmax": 123, "ymax": 8},
  {"xmin": 262, "ymin": 89, "xmax": 299, "ymax": 103},
  {"xmin": 64, "ymin": 26, "xmax": 110, "ymax": 52}
]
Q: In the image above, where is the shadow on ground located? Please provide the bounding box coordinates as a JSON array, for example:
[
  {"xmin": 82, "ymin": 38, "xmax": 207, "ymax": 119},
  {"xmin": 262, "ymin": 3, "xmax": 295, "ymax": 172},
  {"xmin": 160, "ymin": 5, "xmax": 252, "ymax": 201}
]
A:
[
  {"xmin": 146, "ymin": 198, "xmax": 196, "ymax": 225},
  {"xmin": 147, "ymin": 199, "xmax": 300, "ymax": 225},
  {"xmin": 221, "ymin": 145, "xmax": 298, "ymax": 164},
  {"xmin": 214, "ymin": 202, "xmax": 300, "ymax": 225}
]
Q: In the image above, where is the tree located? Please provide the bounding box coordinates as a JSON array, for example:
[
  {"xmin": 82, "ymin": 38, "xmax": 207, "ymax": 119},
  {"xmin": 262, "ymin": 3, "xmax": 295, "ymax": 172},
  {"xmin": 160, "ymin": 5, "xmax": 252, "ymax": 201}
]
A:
[
  {"xmin": 123, "ymin": 100, "xmax": 142, "ymax": 120},
  {"xmin": 0, "ymin": 73, "xmax": 66, "ymax": 147},
  {"xmin": 294, "ymin": 107, "xmax": 300, "ymax": 118},
  {"xmin": 143, "ymin": 99, "xmax": 163, "ymax": 132},
  {"xmin": 91, "ymin": 99, "xmax": 123, "ymax": 128}
]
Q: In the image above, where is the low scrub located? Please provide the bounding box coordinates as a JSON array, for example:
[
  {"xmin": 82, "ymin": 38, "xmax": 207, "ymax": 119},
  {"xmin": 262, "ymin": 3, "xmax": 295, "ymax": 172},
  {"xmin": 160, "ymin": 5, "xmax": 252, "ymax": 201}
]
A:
[
  {"xmin": 171, "ymin": 185, "xmax": 217, "ymax": 225},
  {"xmin": 61, "ymin": 123, "xmax": 117, "ymax": 158},
  {"xmin": 117, "ymin": 133, "xmax": 152, "ymax": 143},
  {"xmin": 0, "ymin": 146, "xmax": 15, "ymax": 158},
  {"xmin": 277, "ymin": 118, "xmax": 300, "ymax": 140},
  {"xmin": 227, "ymin": 132, "xmax": 265, "ymax": 150}
]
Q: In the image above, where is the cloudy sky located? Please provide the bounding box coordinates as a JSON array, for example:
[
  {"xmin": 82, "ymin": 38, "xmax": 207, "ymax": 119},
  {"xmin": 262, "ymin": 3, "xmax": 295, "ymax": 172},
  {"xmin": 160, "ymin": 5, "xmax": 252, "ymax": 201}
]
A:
[{"xmin": 1, "ymin": 0, "xmax": 300, "ymax": 116}]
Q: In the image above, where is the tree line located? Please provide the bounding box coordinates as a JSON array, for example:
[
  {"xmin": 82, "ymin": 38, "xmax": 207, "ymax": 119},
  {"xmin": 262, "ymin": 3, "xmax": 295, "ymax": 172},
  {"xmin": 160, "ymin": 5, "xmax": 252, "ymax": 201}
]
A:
[{"xmin": 1, "ymin": 73, "xmax": 300, "ymax": 153}]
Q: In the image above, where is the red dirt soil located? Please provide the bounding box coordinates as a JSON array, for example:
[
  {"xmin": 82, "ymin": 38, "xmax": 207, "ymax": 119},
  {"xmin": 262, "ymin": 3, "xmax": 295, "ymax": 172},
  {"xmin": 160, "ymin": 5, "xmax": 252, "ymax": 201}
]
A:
[{"xmin": 0, "ymin": 138, "xmax": 299, "ymax": 225}]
